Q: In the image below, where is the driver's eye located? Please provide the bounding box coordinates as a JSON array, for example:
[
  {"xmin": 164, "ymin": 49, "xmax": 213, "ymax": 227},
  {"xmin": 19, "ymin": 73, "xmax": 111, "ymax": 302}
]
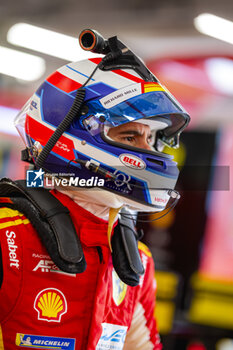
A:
[{"xmin": 147, "ymin": 135, "xmax": 153, "ymax": 143}]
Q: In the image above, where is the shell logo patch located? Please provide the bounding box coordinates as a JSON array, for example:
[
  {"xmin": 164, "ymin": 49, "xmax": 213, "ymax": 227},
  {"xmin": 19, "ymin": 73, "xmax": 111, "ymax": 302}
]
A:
[
  {"xmin": 112, "ymin": 270, "xmax": 127, "ymax": 306},
  {"xmin": 34, "ymin": 288, "xmax": 67, "ymax": 322}
]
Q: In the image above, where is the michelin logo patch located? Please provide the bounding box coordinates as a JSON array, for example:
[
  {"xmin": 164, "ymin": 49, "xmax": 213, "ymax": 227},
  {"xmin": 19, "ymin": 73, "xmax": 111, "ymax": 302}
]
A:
[
  {"xmin": 15, "ymin": 333, "xmax": 75, "ymax": 349},
  {"xmin": 96, "ymin": 323, "xmax": 127, "ymax": 350}
]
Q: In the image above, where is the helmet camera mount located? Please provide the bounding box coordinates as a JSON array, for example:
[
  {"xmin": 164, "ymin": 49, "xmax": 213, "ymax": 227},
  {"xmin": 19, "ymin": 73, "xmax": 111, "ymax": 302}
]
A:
[{"xmin": 79, "ymin": 29, "xmax": 157, "ymax": 82}]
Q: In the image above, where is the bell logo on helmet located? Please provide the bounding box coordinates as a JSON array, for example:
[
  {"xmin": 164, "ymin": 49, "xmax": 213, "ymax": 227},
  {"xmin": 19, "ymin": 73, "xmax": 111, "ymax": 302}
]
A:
[
  {"xmin": 34, "ymin": 288, "xmax": 67, "ymax": 322},
  {"xmin": 119, "ymin": 154, "xmax": 146, "ymax": 170}
]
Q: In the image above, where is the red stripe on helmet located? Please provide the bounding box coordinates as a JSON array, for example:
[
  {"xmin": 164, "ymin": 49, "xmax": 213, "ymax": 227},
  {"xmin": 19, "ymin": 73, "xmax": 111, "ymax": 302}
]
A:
[
  {"xmin": 112, "ymin": 69, "xmax": 143, "ymax": 83},
  {"xmin": 88, "ymin": 58, "xmax": 143, "ymax": 83},
  {"xmin": 47, "ymin": 71, "xmax": 82, "ymax": 93},
  {"xmin": 88, "ymin": 57, "xmax": 102, "ymax": 65},
  {"xmin": 26, "ymin": 116, "xmax": 76, "ymax": 161}
]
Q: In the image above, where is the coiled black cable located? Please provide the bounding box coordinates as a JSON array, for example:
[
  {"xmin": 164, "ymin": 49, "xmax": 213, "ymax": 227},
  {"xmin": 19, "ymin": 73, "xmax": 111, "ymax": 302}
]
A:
[
  {"xmin": 35, "ymin": 58, "xmax": 104, "ymax": 170},
  {"xmin": 35, "ymin": 88, "xmax": 86, "ymax": 169}
]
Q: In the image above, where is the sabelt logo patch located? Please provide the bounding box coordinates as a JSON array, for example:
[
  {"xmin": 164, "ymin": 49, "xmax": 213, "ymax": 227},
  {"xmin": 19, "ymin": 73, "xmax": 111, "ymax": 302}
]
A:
[
  {"xmin": 96, "ymin": 323, "xmax": 128, "ymax": 350},
  {"xmin": 34, "ymin": 288, "xmax": 67, "ymax": 322},
  {"xmin": 5, "ymin": 230, "xmax": 20, "ymax": 269},
  {"xmin": 119, "ymin": 154, "xmax": 146, "ymax": 170},
  {"xmin": 15, "ymin": 333, "xmax": 75, "ymax": 349}
]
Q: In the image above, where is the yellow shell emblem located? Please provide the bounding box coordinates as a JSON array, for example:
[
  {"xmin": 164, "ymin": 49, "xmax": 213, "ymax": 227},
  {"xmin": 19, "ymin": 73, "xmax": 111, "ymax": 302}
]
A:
[
  {"xmin": 112, "ymin": 269, "xmax": 127, "ymax": 306},
  {"xmin": 34, "ymin": 288, "xmax": 67, "ymax": 322}
]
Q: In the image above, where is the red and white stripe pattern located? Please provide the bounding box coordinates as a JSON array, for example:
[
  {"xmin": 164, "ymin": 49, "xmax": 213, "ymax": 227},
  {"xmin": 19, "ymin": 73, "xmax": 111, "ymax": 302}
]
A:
[{"xmin": 46, "ymin": 58, "xmax": 144, "ymax": 94}]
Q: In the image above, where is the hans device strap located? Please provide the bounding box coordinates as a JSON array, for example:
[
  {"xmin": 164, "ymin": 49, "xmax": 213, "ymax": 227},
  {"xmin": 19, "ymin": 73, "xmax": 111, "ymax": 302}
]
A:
[
  {"xmin": 0, "ymin": 178, "xmax": 86, "ymax": 274},
  {"xmin": 112, "ymin": 208, "xmax": 144, "ymax": 286},
  {"xmin": 0, "ymin": 178, "xmax": 144, "ymax": 285}
]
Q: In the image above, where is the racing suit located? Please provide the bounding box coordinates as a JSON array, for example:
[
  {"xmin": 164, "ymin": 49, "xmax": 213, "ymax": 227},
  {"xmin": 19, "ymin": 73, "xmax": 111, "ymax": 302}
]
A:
[{"xmin": 0, "ymin": 189, "xmax": 162, "ymax": 350}]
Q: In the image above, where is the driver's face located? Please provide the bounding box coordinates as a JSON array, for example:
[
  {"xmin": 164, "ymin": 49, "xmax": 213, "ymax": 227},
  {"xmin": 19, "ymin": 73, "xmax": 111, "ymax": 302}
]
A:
[{"xmin": 107, "ymin": 122, "xmax": 153, "ymax": 150}]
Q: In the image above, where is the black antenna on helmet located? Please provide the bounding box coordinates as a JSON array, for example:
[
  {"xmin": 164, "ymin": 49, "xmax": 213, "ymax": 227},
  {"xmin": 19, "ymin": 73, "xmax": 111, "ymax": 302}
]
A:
[{"xmin": 79, "ymin": 29, "xmax": 157, "ymax": 82}]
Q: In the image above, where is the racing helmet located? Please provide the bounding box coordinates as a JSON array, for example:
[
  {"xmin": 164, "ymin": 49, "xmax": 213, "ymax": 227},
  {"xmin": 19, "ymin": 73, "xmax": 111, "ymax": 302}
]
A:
[{"xmin": 15, "ymin": 30, "xmax": 190, "ymax": 212}]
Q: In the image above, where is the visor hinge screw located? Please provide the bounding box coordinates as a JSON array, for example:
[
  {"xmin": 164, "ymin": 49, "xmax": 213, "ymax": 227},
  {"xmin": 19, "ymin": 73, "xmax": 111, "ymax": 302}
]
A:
[
  {"xmin": 81, "ymin": 140, "xmax": 86, "ymax": 145},
  {"xmin": 99, "ymin": 116, "xmax": 106, "ymax": 123},
  {"xmin": 32, "ymin": 141, "xmax": 42, "ymax": 157}
]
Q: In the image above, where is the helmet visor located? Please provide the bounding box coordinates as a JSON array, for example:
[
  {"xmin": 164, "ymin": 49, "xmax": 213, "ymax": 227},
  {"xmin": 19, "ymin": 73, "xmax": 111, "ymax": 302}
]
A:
[
  {"xmin": 14, "ymin": 98, "xmax": 32, "ymax": 146},
  {"xmin": 81, "ymin": 90, "xmax": 190, "ymax": 148}
]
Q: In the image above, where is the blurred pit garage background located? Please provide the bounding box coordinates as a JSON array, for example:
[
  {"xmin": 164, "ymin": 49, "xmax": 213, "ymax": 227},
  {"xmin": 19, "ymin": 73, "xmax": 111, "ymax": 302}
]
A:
[{"xmin": 0, "ymin": 0, "xmax": 233, "ymax": 349}]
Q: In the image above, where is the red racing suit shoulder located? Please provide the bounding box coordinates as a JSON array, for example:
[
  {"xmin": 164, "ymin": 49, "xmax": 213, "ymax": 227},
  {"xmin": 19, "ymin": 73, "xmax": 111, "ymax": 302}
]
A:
[{"xmin": 0, "ymin": 194, "xmax": 162, "ymax": 350}]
